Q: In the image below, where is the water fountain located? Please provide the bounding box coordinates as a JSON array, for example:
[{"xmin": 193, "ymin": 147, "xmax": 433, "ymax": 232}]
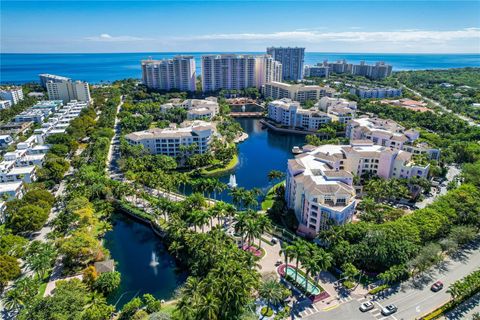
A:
[
  {"xmin": 149, "ymin": 251, "xmax": 159, "ymax": 267},
  {"xmin": 227, "ymin": 174, "xmax": 238, "ymax": 188}
]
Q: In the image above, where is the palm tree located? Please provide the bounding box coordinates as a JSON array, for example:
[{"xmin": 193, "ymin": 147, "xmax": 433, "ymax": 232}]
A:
[
  {"xmin": 229, "ymin": 187, "xmax": 245, "ymax": 210},
  {"xmin": 267, "ymin": 170, "xmax": 285, "ymax": 182},
  {"xmin": 256, "ymin": 214, "xmax": 271, "ymax": 249},
  {"xmin": 292, "ymin": 240, "xmax": 309, "ymax": 283},
  {"xmin": 234, "ymin": 210, "xmax": 249, "ymax": 247},
  {"xmin": 313, "ymin": 249, "xmax": 333, "ymax": 287},
  {"xmin": 280, "ymin": 244, "xmax": 295, "ymax": 268},
  {"xmin": 258, "ymin": 278, "xmax": 285, "ymax": 318},
  {"xmin": 198, "ymin": 292, "xmax": 220, "ymax": 320},
  {"xmin": 25, "ymin": 241, "xmax": 56, "ymax": 279},
  {"xmin": 244, "ymin": 218, "xmax": 261, "ymax": 248}
]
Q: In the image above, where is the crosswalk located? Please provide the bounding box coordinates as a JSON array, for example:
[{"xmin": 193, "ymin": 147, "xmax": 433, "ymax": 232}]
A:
[{"xmin": 297, "ymin": 303, "xmax": 319, "ymax": 317}]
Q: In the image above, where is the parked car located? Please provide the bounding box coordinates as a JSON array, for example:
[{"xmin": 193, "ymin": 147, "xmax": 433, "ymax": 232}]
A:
[
  {"xmin": 431, "ymin": 281, "xmax": 444, "ymax": 292},
  {"xmin": 359, "ymin": 301, "xmax": 375, "ymax": 312},
  {"xmin": 271, "ymin": 237, "xmax": 278, "ymax": 245},
  {"xmin": 381, "ymin": 304, "xmax": 398, "ymax": 316}
]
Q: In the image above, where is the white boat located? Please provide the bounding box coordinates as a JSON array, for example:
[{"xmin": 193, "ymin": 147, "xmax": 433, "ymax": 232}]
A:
[
  {"xmin": 292, "ymin": 146, "xmax": 302, "ymax": 154},
  {"xmin": 227, "ymin": 174, "xmax": 238, "ymax": 188}
]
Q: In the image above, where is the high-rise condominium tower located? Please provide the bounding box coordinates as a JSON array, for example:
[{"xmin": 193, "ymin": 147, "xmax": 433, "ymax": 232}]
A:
[
  {"xmin": 141, "ymin": 56, "xmax": 196, "ymax": 92},
  {"xmin": 201, "ymin": 54, "xmax": 281, "ymax": 92},
  {"xmin": 266, "ymin": 47, "xmax": 305, "ymax": 81}
]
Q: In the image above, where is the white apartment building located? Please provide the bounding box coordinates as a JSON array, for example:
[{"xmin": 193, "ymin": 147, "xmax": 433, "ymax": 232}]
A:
[
  {"xmin": 267, "ymin": 99, "xmax": 331, "ymax": 131},
  {"xmin": 125, "ymin": 121, "xmax": 214, "ymax": 157},
  {"xmin": 0, "ymin": 181, "xmax": 24, "ymax": 201},
  {"xmin": 201, "ymin": 54, "xmax": 281, "ymax": 92},
  {"xmin": 315, "ymin": 97, "xmax": 357, "ymax": 124},
  {"xmin": 316, "ymin": 96, "xmax": 358, "ymax": 112},
  {"xmin": 160, "ymin": 98, "xmax": 219, "ymax": 120},
  {"xmin": 263, "ymin": 82, "xmax": 335, "ymax": 103},
  {"xmin": 39, "ymin": 74, "xmax": 71, "ymax": 87},
  {"xmin": 0, "ymin": 100, "xmax": 12, "ymax": 109},
  {"xmin": 141, "ymin": 56, "xmax": 196, "ymax": 92},
  {"xmin": 346, "ymin": 117, "xmax": 419, "ymax": 150},
  {"xmin": 325, "ymin": 60, "xmax": 393, "ymax": 79},
  {"xmin": 304, "ymin": 64, "xmax": 330, "ymax": 78},
  {"xmin": 0, "ymin": 135, "xmax": 13, "ymax": 148},
  {"xmin": 266, "ymin": 47, "xmax": 305, "ymax": 80},
  {"xmin": 0, "ymin": 87, "xmax": 24, "ymax": 105},
  {"xmin": 255, "ymin": 56, "xmax": 282, "ymax": 88},
  {"xmin": 286, "ymin": 141, "xmax": 430, "ymax": 236},
  {"xmin": 14, "ymin": 100, "xmax": 63, "ymax": 124},
  {"xmin": 34, "ymin": 100, "xmax": 88, "ymax": 141},
  {"xmin": 46, "ymin": 78, "xmax": 91, "ymax": 103},
  {"xmin": 347, "ymin": 117, "xmax": 440, "ymax": 160},
  {"xmin": 350, "ymin": 86, "xmax": 402, "ymax": 99}
]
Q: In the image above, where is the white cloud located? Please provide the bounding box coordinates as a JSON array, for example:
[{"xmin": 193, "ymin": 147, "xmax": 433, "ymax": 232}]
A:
[
  {"xmin": 84, "ymin": 33, "xmax": 150, "ymax": 42},
  {"xmin": 175, "ymin": 28, "xmax": 480, "ymax": 44}
]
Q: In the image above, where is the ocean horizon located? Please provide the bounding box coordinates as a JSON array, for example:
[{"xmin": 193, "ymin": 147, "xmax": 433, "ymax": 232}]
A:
[{"xmin": 1, "ymin": 52, "xmax": 479, "ymax": 84}]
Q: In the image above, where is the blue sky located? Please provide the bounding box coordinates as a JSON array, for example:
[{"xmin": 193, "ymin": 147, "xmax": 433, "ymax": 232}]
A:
[{"xmin": 1, "ymin": 1, "xmax": 480, "ymax": 53}]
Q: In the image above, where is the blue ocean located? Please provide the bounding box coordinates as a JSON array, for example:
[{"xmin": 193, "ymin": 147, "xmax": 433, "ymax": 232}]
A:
[{"xmin": 1, "ymin": 52, "xmax": 479, "ymax": 84}]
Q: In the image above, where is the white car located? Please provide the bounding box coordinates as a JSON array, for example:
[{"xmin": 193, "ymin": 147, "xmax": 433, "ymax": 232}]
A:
[
  {"xmin": 359, "ymin": 301, "xmax": 374, "ymax": 312},
  {"xmin": 381, "ymin": 304, "xmax": 398, "ymax": 316}
]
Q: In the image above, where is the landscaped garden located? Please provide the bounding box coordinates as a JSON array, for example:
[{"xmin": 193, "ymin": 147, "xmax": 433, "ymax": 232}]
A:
[{"xmin": 242, "ymin": 243, "xmax": 266, "ymax": 258}]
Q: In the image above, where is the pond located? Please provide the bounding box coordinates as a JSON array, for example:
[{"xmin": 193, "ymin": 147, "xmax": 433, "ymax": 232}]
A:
[
  {"xmin": 105, "ymin": 118, "xmax": 306, "ymax": 308},
  {"xmin": 104, "ymin": 214, "xmax": 187, "ymax": 309},
  {"xmin": 217, "ymin": 118, "xmax": 306, "ymax": 201}
]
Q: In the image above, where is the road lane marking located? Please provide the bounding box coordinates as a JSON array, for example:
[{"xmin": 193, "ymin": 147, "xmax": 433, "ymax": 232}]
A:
[{"xmin": 322, "ymin": 304, "xmax": 339, "ymax": 311}]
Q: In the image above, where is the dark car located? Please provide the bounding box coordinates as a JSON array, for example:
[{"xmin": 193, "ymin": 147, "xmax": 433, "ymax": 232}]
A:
[
  {"xmin": 381, "ymin": 304, "xmax": 398, "ymax": 316},
  {"xmin": 431, "ymin": 281, "xmax": 444, "ymax": 292}
]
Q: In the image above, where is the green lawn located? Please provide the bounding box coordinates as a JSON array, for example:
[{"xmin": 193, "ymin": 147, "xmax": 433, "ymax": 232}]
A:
[
  {"xmin": 200, "ymin": 153, "xmax": 239, "ymax": 177},
  {"xmin": 261, "ymin": 180, "xmax": 285, "ymax": 210}
]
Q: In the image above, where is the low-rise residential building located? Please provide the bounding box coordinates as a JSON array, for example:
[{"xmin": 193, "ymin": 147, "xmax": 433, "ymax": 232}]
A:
[
  {"xmin": 316, "ymin": 96, "xmax": 357, "ymax": 112},
  {"xmin": 347, "ymin": 117, "xmax": 418, "ymax": 149},
  {"xmin": 14, "ymin": 100, "xmax": 64, "ymax": 124},
  {"xmin": 0, "ymin": 122, "xmax": 33, "ymax": 135},
  {"xmin": 380, "ymin": 98, "xmax": 431, "ymax": 112},
  {"xmin": 350, "ymin": 86, "xmax": 402, "ymax": 99},
  {"xmin": 267, "ymin": 97, "xmax": 358, "ymax": 130},
  {"xmin": 0, "ymin": 181, "xmax": 24, "ymax": 201},
  {"xmin": 33, "ymin": 100, "xmax": 88, "ymax": 141},
  {"xmin": 263, "ymin": 81, "xmax": 335, "ymax": 103},
  {"xmin": 0, "ymin": 87, "xmax": 24, "ymax": 105},
  {"xmin": 125, "ymin": 121, "xmax": 214, "ymax": 157},
  {"xmin": 286, "ymin": 141, "xmax": 429, "ymax": 236},
  {"xmin": 267, "ymin": 99, "xmax": 331, "ymax": 131},
  {"xmin": 160, "ymin": 98, "xmax": 219, "ymax": 120},
  {"xmin": 0, "ymin": 100, "xmax": 12, "ymax": 109},
  {"xmin": 0, "ymin": 135, "xmax": 14, "ymax": 148}
]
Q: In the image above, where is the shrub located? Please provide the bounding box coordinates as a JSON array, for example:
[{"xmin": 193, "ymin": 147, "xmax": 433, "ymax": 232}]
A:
[
  {"xmin": 261, "ymin": 306, "xmax": 274, "ymax": 317},
  {"xmin": 369, "ymin": 284, "xmax": 390, "ymax": 295}
]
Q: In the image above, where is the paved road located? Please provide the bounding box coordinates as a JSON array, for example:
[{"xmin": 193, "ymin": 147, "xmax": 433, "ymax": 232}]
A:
[
  {"xmin": 416, "ymin": 165, "xmax": 460, "ymax": 209},
  {"xmin": 303, "ymin": 241, "xmax": 480, "ymax": 320},
  {"xmin": 402, "ymin": 85, "xmax": 479, "ymax": 127},
  {"xmin": 106, "ymin": 95, "xmax": 124, "ymax": 176}
]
